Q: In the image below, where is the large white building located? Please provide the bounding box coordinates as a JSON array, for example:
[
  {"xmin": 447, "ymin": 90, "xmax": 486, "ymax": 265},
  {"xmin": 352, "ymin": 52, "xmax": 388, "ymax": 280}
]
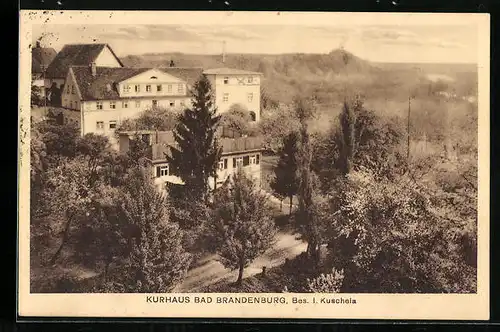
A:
[{"xmin": 48, "ymin": 43, "xmax": 263, "ymax": 148}]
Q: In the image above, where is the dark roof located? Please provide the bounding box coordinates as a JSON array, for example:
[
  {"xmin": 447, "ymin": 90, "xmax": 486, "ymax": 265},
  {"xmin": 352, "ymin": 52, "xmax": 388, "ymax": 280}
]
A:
[
  {"xmin": 32, "ymin": 47, "xmax": 57, "ymax": 74},
  {"xmin": 71, "ymin": 66, "xmax": 204, "ymax": 101},
  {"xmin": 203, "ymin": 67, "xmax": 262, "ymax": 75},
  {"xmin": 145, "ymin": 131, "xmax": 264, "ymax": 161},
  {"xmin": 45, "ymin": 44, "xmax": 124, "ymax": 79}
]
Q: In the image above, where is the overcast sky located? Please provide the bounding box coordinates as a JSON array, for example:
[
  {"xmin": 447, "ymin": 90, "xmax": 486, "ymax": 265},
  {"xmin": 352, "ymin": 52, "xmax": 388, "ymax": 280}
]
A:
[{"xmin": 33, "ymin": 24, "xmax": 478, "ymax": 64}]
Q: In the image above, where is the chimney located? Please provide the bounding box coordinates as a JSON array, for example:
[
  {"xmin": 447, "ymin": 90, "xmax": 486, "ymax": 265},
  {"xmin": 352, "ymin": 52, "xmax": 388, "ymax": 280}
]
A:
[{"xmin": 90, "ymin": 62, "xmax": 97, "ymax": 77}]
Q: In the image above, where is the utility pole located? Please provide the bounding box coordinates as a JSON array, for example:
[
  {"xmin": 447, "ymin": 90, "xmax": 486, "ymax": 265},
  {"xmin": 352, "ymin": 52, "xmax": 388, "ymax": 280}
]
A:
[{"xmin": 407, "ymin": 95, "xmax": 411, "ymax": 161}]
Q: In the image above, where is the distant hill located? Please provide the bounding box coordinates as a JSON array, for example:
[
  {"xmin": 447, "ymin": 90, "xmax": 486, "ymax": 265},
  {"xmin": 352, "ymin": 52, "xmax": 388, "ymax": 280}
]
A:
[{"xmin": 120, "ymin": 49, "xmax": 477, "ymax": 108}]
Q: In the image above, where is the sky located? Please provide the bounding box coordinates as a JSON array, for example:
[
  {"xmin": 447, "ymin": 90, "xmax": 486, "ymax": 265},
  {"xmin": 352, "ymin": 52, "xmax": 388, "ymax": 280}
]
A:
[{"xmin": 33, "ymin": 24, "xmax": 478, "ymax": 64}]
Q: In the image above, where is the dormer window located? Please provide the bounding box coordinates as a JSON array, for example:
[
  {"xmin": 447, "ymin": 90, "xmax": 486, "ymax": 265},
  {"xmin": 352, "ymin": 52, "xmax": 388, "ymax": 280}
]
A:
[
  {"xmin": 123, "ymin": 85, "xmax": 131, "ymax": 93},
  {"xmin": 157, "ymin": 84, "xmax": 162, "ymax": 92},
  {"xmin": 150, "ymin": 76, "xmax": 158, "ymax": 79},
  {"xmin": 135, "ymin": 85, "xmax": 140, "ymax": 93},
  {"xmin": 146, "ymin": 85, "xmax": 152, "ymax": 92}
]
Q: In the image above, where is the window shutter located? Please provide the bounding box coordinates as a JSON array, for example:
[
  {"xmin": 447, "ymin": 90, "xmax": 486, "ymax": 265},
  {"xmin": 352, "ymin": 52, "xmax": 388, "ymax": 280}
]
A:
[
  {"xmin": 156, "ymin": 166, "xmax": 161, "ymax": 178},
  {"xmin": 224, "ymin": 158, "xmax": 228, "ymax": 169},
  {"xmin": 256, "ymin": 154, "xmax": 260, "ymax": 164}
]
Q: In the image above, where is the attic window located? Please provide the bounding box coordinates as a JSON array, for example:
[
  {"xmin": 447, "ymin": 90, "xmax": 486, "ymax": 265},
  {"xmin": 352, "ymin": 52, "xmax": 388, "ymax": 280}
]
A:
[{"xmin": 150, "ymin": 76, "xmax": 158, "ymax": 79}]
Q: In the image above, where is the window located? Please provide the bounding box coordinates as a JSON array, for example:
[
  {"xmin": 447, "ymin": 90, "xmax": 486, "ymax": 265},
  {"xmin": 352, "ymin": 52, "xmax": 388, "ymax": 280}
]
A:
[
  {"xmin": 243, "ymin": 156, "xmax": 250, "ymax": 166},
  {"xmin": 135, "ymin": 85, "xmax": 140, "ymax": 93},
  {"xmin": 96, "ymin": 121, "xmax": 104, "ymax": 130},
  {"xmin": 122, "ymin": 101, "xmax": 128, "ymax": 108},
  {"xmin": 177, "ymin": 84, "xmax": 183, "ymax": 93},
  {"xmin": 247, "ymin": 92, "xmax": 254, "ymax": 102},
  {"xmin": 250, "ymin": 155, "xmax": 256, "ymax": 165},
  {"xmin": 167, "ymin": 84, "xmax": 172, "ymax": 93},
  {"xmin": 109, "ymin": 101, "xmax": 116, "ymax": 109},
  {"xmin": 223, "ymin": 77, "xmax": 229, "ymax": 84},
  {"xmin": 180, "ymin": 100, "xmax": 185, "ymax": 107},
  {"xmin": 218, "ymin": 158, "xmax": 228, "ymax": 170},
  {"xmin": 157, "ymin": 84, "xmax": 162, "ymax": 92},
  {"xmin": 256, "ymin": 154, "xmax": 260, "ymax": 165},
  {"xmin": 109, "ymin": 120, "xmax": 117, "ymax": 129},
  {"xmin": 123, "ymin": 85, "xmax": 131, "ymax": 93},
  {"xmin": 223, "ymin": 93, "xmax": 229, "ymax": 102},
  {"xmin": 69, "ymin": 101, "xmax": 73, "ymax": 109},
  {"xmin": 247, "ymin": 76, "xmax": 253, "ymax": 83},
  {"xmin": 234, "ymin": 157, "xmax": 243, "ymax": 168},
  {"xmin": 146, "ymin": 85, "xmax": 152, "ymax": 92},
  {"xmin": 152, "ymin": 100, "xmax": 158, "ymax": 108},
  {"xmin": 96, "ymin": 101, "xmax": 103, "ymax": 110},
  {"xmin": 249, "ymin": 111, "xmax": 256, "ymax": 122},
  {"xmin": 135, "ymin": 100, "xmax": 141, "ymax": 108},
  {"xmin": 156, "ymin": 165, "xmax": 169, "ymax": 177},
  {"xmin": 66, "ymin": 86, "xmax": 70, "ymax": 94},
  {"xmin": 169, "ymin": 101, "xmax": 175, "ymax": 107},
  {"xmin": 71, "ymin": 85, "xmax": 75, "ymax": 94}
]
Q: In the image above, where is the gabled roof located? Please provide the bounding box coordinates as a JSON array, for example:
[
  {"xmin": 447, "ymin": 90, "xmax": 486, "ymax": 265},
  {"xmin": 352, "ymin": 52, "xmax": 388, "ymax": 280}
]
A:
[
  {"xmin": 203, "ymin": 67, "xmax": 262, "ymax": 76},
  {"xmin": 45, "ymin": 44, "xmax": 124, "ymax": 79},
  {"xmin": 32, "ymin": 47, "xmax": 57, "ymax": 74},
  {"xmin": 71, "ymin": 66, "xmax": 204, "ymax": 101}
]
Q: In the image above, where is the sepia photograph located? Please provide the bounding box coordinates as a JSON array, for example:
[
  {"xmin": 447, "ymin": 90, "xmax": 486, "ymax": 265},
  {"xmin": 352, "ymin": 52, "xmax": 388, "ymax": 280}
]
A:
[{"xmin": 18, "ymin": 11, "xmax": 489, "ymax": 319}]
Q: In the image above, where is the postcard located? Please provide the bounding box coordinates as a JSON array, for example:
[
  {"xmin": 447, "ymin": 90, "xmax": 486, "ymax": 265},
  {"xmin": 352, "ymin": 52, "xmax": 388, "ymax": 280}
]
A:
[{"xmin": 18, "ymin": 10, "xmax": 490, "ymax": 320}]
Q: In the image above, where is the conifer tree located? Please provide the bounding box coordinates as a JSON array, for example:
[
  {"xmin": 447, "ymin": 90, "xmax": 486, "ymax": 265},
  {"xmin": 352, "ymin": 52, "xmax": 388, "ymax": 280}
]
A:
[
  {"xmin": 121, "ymin": 166, "xmax": 192, "ymax": 292},
  {"xmin": 294, "ymin": 98, "xmax": 322, "ymax": 265},
  {"xmin": 338, "ymin": 97, "xmax": 358, "ymax": 175},
  {"xmin": 271, "ymin": 131, "xmax": 299, "ymax": 214},
  {"xmin": 209, "ymin": 170, "xmax": 277, "ymax": 286},
  {"xmin": 167, "ymin": 75, "xmax": 222, "ymax": 202}
]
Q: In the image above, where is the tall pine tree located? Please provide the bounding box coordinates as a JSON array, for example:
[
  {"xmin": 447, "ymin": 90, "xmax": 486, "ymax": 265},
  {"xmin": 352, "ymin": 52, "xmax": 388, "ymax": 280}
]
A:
[
  {"xmin": 271, "ymin": 131, "xmax": 299, "ymax": 214},
  {"xmin": 167, "ymin": 75, "xmax": 222, "ymax": 202},
  {"xmin": 294, "ymin": 98, "xmax": 322, "ymax": 265}
]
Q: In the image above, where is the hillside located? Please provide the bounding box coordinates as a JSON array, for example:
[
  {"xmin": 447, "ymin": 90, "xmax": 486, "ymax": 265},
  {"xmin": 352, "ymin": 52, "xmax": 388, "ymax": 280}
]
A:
[{"xmin": 120, "ymin": 49, "xmax": 478, "ymax": 111}]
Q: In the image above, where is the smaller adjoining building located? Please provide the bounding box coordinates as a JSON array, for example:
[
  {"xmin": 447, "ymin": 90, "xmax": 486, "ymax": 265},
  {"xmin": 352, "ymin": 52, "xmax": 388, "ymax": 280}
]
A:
[
  {"xmin": 31, "ymin": 41, "xmax": 57, "ymax": 100},
  {"xmin": 118, "ymin": 130, "xmax": 264, "ymax": 193}
]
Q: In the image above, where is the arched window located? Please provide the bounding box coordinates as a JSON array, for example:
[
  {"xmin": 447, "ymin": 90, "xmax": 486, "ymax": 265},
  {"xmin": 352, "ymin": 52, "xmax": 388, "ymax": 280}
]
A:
[{"xmin": 249, "ymin": 111, "xmax": 256, "ymax": 122}]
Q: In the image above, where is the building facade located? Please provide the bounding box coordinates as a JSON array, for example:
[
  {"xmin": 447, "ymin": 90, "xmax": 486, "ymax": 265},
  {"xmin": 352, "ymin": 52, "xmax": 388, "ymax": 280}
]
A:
[
  {"xmin": 62, "ymin": 65, "xmax": 203, "ymax": 146},
  {"xmin": 31, "ymin": 41, "xmax": 57, "ymax": 101},
  {"xmin": 118, "ymin": 130, "xmax": 264, "ymax": 192},
  {"xmin": 44, "ymin": 43, "xmax": 124, "ymax": 100},
  {"xmin": 204, "ymin": 68, "xmax": 262, "ymax": 122}
]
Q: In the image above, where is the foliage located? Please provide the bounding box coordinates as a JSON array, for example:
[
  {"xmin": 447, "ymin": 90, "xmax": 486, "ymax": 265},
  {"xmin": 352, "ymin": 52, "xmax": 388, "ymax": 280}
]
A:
[
  {"xmin": 220, "ymin": 104, "xmax": 253, "ymax": 137},
  {"xmin": 31, "ymin": 85, "xmax": 44, "ymax": 106},
  {"xmin": 312, "ymin": 98, "xmax": 405, "ymax": 191},
  {"xmin": 120, "ymin": 167, "xmax": 192, "ymax": 292},
  {"xmin": 270, "ymin": 131, "xmax": 299, "ymax": 214},
  {"xmin": 167, "ymin": 75, "xmax": 222, "ymax": 202},
  {"xmin": 117, "ymin": 107, "xmax": 180, "ymax": 132},
  {"xmin": 294, "ymin": 98, "xmax": 324, "ymax": 265},
  {"xmin": 258, "ymin": 105, "xmax": 300, "ymax": 152},
  {"xmin": 325, "ymin": 169, "xmax": 476, "ymax": 293},
  {"xmin": 208, "ymin": 170, "xmax": 277, "ymax": 285},
  {"xmin": 306, "ymin": 268, "xmax": 344, "ymax": 293},
  {"xmin": 36, "ymin": 120, "xmax": 80, "ymax": 163}
]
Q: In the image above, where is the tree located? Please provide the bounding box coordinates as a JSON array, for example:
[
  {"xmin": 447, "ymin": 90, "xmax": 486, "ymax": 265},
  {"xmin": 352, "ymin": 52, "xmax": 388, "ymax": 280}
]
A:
[
  {"xmin": 31, "ymin": 84, "xmax": 43, "ymax": 106},
  {"xmin": 37, "ymin": 120, "xmax": 80, "ymax": 164},
  {"xmin": 325, "ymin": 169, "xmax": 476, "ymax": 293},
  {"xmin": 258, "ymin": 104, "xmax": 300, "ymax": 152},
  {"xmin": 209, "ymin": 170, "xmax": 277, "ymax": 285},
  {"xmin": 294, "ymin": 97, "xmax": 323, "ymax": 265},
  {"xmin": 117, "ymin": 107, "xmax": 180, "ymax": 132},
  {"xmin": 271, "ymin": 131, "xmax": 299, "ymax": 214},
  {"xmin": 167, "ymin": 75, "xmax": 222, "ymax": 202},
  {"xmin": 220, "ymin": 104, "xmax": 252, "ymax": 137},
  {"xmin": 338, "ymin": 98, "xmax": 357, "ymax": 175},
  {"xmin": 120, "ymin": 167, "xmax": 192, "ymax": 292}
]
